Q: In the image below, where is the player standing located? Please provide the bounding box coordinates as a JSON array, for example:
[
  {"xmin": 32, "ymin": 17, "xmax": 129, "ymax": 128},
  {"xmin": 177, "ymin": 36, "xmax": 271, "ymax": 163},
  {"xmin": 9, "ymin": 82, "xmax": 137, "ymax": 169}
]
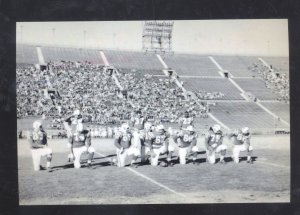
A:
[
  {"xmin": 178, "ymin": 111, "xmax": 194, "ymax": 129},
  {"xmin": 68, "ymin": 121, "xmax": 95, "ymax": 168},
  {"xmin": 129, "ymin": 110, "xmax": 148, "ymax": 163},
  {"xmin": 228, "ymin": 127, "xmax": 253, "ymax": 164},
  {"xmin": 114, "ymin": 123, "xmax": 140, "ymax": 167},
  {"xmin": 205, "ymin": 124, "xmax": 227, "ymax": 164},
  {"xmin": 30, "ymin": 121, "xmax": 52, "ymax": 171},
  {"xmin": 173, "ymin": 125, "xmax": 199, "ymax": 165}
]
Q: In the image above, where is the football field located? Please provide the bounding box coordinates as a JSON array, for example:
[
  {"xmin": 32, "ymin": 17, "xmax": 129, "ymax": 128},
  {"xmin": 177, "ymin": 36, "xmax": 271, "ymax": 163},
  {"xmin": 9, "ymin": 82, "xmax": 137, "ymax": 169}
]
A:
[{"xmin": 18, "ymin": 135, "xmax": 290, "ymax": 204}]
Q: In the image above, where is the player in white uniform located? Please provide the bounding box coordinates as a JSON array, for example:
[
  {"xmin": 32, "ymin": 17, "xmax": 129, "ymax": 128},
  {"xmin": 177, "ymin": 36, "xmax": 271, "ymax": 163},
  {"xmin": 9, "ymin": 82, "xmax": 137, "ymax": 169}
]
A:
[
  {"xmin": 205, "ymin": 124, "xmax": 227, "ymax": 164},
  {"xmin": 148, "ymin": 125, "xmax": 175, "ymax": 167},
  {"xmin": 173, "ymin": 126, "xmax": 199, "ymax": 165},
  {"xmin": 29, "ymin": 121, "xmax": 52, "ymax": 171},
  {"xmin": 114, "ymin": 123, "xmax": 140, "ymax": 167},
  {"xmin": 228, "ymin": 127, "xmax": 253, "ymax": 164},
  {"xmin": 68, "ymin": 122, "xmax": 95, "ymax": 169}
]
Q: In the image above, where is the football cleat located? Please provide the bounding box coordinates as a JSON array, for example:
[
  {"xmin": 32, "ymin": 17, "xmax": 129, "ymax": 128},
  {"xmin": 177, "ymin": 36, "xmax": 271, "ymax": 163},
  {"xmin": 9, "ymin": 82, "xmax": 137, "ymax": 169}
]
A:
[
  {"xmin": 167, "ymin": 161, "xmax": 174, "ymax": 167},
  {"xmin": 130, "ymin": 163, "xmax": 138, "ymax": 168}
]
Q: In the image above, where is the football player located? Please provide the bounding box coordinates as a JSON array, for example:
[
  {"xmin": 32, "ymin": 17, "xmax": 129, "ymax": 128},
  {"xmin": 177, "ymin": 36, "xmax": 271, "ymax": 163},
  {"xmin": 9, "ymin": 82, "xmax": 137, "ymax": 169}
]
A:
[
  {"xmin": 173, "ymin": 125, "xmax": 199, "ymax": 165},
  {"xmin": 148, "ymin": 124, "xmax": 175, "ymax": 167},
  {"xmin": 68, "ymin": 121, "xmax": 95, "ymax": 169},
  {"xmin": 143, "ymin": 122, "xmax": 155, "ymax": 164},
  {"xmin": 30, "ymin": 121, "xmax": 52, "ymax": 171},
  {"xmin": 178, "ymin": 111, "xmax": 194, "ymax": 129},
  {"xmin": 114, "ymin": 123, "xmax": 140, "ymax": 167},
  {"xmin": 205, "ymin": 124, "xmax": 227, "ymax": 164},
  {"xmin": 63, "ymin": 109, "xmax": 82, "ymax": 162},
  {"xmin": 129, "ymin": 110, "xmax": 148, "ymax": 163},
  {"xmin": 228, "ymin": 127, "xmax": 253, "ymax": 164}
]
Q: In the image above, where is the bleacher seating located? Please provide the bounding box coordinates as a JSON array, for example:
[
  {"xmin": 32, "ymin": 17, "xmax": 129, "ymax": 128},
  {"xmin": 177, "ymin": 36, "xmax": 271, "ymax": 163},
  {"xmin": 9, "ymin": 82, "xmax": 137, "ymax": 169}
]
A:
[
  {"xmin": 233, "ymin": 78, "xmax": 277, "ymax": 100},
  {"xmin": 181, "ymin": 77, "xmax": 243, "ymax": 100},
  {"xmin": 210, "ymin": 102, "xmax": 288, "ymax": 129},
  {"xmin": 261, "ymin": 57, "xmax": 289, "ymax": 76},
  {"xmin": 212, "ymin": 56, "xmax": 257, "ymax": 77},
  {"xmin": 42, "ymin": 46, "xmax": 104, "ymax": 64},
  {"xmin": 16, "ymin": 44, "xmax": 39, "ymax": 64},
  {"xmin": 104, "ymin": 50, "xmax": 163, "ymax": 75},
  {"xmin": 163, "ymin": 54, "xmax": 220, "ymax": 76},
  {"xmin": 259, "ymin": 101, "xmax": 290, "ymax": 122}
]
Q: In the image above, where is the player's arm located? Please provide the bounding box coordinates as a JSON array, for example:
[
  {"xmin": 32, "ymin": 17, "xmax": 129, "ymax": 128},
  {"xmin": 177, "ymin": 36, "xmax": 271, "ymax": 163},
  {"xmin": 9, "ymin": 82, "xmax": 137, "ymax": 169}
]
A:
[
  {"xmin": 114, "ymin": 135, "xmax": 122, "ymax": 149},
  {"xmin": 85, "ymin": 130, "xmax": 91, "ymax": 147},
  {"xmin": 191, "ymin": 137, "xmax": 197, "ymax": 147}
]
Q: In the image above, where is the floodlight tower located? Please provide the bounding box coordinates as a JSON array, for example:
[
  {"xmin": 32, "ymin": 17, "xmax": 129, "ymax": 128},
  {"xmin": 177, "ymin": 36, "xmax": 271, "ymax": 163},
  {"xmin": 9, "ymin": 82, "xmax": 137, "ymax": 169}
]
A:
[{"xmin": 142, "ymin": 20, "xmax": 174, "ymax": 53}]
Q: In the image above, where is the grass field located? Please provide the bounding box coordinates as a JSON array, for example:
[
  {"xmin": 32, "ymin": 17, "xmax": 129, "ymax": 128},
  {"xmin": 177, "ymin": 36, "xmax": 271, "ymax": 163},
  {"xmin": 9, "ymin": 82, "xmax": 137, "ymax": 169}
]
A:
[{"xmin": 18, "ymin": 134, "xmax": 290, "ymax": 205}]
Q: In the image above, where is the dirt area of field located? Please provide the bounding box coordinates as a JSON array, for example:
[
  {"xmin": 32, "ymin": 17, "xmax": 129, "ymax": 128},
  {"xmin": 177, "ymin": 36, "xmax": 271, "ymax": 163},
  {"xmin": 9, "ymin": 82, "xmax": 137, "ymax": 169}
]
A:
[{"xmin": 18, "ymin": 135, "xmax": 290, "ymax": 204}]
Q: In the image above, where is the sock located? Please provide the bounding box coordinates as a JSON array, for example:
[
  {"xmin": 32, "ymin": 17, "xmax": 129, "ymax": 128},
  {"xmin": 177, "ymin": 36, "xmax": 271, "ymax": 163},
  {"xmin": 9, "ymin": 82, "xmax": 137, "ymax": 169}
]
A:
[
  {"xmin": 247, "ymin": 156, "xmax": 251, "ymax": 161},
  {"xmin": 46, "ymin": 161, "xmax": 51, "ymax": 168},
  {"xmin": 220, "ymin": 155, "xmax": 224, "ymax": 161},
  {"xmin": 88, "ymin": 152, "xmax": 94, "ymax": 162}
]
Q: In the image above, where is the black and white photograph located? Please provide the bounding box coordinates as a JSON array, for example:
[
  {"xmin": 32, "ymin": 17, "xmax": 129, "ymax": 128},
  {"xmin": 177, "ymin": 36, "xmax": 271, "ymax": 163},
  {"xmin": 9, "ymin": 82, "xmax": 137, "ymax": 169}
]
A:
[{"xmin": 16, "ymin": 20, "xmax": 290, "ymax": 205}]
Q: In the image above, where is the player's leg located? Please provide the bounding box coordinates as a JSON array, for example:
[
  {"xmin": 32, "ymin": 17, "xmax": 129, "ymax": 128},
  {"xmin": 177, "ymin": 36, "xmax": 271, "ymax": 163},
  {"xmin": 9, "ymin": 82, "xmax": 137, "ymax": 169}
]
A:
[
  {"xmin": 31, "ymin": 149, "xmax": 41, "ymax": 171},
  {"xmin": 151, "ymin": 148, "xmax": 160, "ymax": 166},
  {"xmin": 140, "ymin": 138, "xmax": 147, "ymax": 163},
  {"xmin": 73, "ymin": 147, "xmax": 85, "ymax": 168},
  {"xmin": 207, "ymin": 150, "xmax": 216, "ymax": 164},
  {"xmin": 116, "ymin": 148, "xmax": 127, "ymax": 167},
  {"xmin": 166, "ymin": 145, "xmax": 175, "ymax": 166},
  {"xmin": 87, "ymin": 146, "xmax": 95, "ymax": 168},
  {"xmin": 246, "ymin": 145, "xmax": 254, "ymax": 164},
  {"xmin": 178, "ymin": 147, "xmax": 188, "ymax": 164},
  {"xmin": 232, "ymin": 145, "xmax": 241, "ymax": 163},
  {"xmin": 216, "ymin": 145, "xmax": 227, "ymax": 164},
  {"xmin": 40, "ymin": 147, "xmax": 53, "ymax": 169},
  {"xmin": 128, "ymin": 147, "xmax": 140, "ymax": 168},
  {"xmin": 191, "ymin": 146, "xmax": 199, "ymax": 164}
]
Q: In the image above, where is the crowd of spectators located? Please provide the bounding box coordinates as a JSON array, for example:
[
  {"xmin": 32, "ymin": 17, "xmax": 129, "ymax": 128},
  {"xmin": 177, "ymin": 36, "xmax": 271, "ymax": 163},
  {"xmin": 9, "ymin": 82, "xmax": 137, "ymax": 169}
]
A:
[
  {"xmin": 17, "ymin": 61, "xmax": 212, "ymax": 130},
  {"xmin": 250, "ymin": 62, "xmax": 289, "ymax": 102}
]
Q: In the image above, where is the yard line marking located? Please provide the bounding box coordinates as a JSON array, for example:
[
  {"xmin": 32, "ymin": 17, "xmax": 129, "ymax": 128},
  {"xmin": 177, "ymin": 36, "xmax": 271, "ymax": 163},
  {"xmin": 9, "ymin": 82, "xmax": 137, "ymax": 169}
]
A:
[
  {"xmin": 99, "ymin": 51, "xmax": 110, "ymax": 66},
  {"xmin": 94, "ymin": 151, "xmax": 186, "ymax": 197},
  {"xmin": 256, "ymin": 101, "xmax": 290, "ymax": 127},
  {"xmin": 36, "ymin": 46, "xmax": 45, "ymax": 64},
  {"xmin": 256, "ymin": 160, "xmax": 290, "ymax": 169},
  {"xmin": 207, "ymin": 113, "xmax": 230, "ymax": 131},
  {"xmin": 208, "ymin": 56, "xmax": 226, "ymax": 77},
  {"xmin": 126, "ymin": 167, "xmax": 186, "ymax": 197},
  {"xmin": 156, "ymin": 54, "xmax": 169, "ymax": 69},
  {"xmin": 258, "ymin": 57, "xmax": 272, "ymax": 70}
]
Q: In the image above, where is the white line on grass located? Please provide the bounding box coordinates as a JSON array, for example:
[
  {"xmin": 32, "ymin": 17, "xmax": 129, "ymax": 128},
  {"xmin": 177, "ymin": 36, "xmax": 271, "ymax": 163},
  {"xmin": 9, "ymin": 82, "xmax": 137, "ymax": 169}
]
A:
[{"xmin": 94, "ymin": 151, "xmax": 186, "ymax": 197}]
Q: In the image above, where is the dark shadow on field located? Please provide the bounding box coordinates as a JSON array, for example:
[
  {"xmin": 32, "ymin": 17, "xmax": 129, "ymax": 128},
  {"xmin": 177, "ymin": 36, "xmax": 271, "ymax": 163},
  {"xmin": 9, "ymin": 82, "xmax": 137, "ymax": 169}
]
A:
[{"xmin": 93, "ymin": 154, "xmax": 116, "ymax": 161}]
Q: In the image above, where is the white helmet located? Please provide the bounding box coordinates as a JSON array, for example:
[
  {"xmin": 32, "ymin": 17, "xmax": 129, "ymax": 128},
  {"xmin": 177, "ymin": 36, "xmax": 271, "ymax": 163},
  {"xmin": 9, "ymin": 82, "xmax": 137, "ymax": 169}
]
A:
[
  {"xmin": 156, "ymin": 124, "xmax": 164, "ymax": 131},
  {"xmin": 212, "ymin": 124, "xmax": 221, "ymax": 133},
  {"xmin": 186, "ymin": 125, "xmax": 195, "ymax": 132},
  {"xmin": 121, "ymin": 123, "xmax": 129, "ymax": 132},
  {"xmin": 145, "ymin": 122, "xmax": 152, "ymax": 130},
  {"xmin": 242, "ymin": 127, "xmax": 250, "ymax": 134},
  {"xmin": 33, "ymin": 121, "xmax": 42, "ymax": 131},
  {"xmin": 73, "ymin": 109, "xmax": 80, "ymax": 116}
]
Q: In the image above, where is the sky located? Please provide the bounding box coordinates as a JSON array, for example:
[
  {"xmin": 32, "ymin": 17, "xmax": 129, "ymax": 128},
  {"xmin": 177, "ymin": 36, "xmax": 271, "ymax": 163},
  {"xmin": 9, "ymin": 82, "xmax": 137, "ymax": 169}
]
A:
[{"xmin": 16, "ymin": 19, "xmax": 288, "ymax": 56}]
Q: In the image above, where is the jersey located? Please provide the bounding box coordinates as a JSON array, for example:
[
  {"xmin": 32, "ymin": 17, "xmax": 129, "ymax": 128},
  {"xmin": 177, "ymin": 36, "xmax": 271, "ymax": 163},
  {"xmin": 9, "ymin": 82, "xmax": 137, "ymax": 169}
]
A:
[
  {"xmin": 179, "ymin": 116, "xmax": 194, "ymax": 129},
  {"xmin": 205, "ymin": 129, "xmax": 223, "ymax": 148},
  {"xmin": 114, "ymin": 131, "xmax": 133, "ymax": 149},
  {"xmin": 30, "ymin": 130, "xmax": 47, "ymax": 149},
  {"xmin": 228, "ymin": 133, "xmax": 244, "ymax": 145},
  {"xmin": 173, "ymin": 131, "xmax": 197, "ymax": 148},
  {"xmin": 131, "ymin": 116, "xmax": 147, "ymax": 130},
  {"xmin": 144, "ymin": 131, "xmax": 155, "ymax": 147},
  {"xmin": 151, "ymin": 131, "xmax": 170, "ymax": 149},
  {"xmin": 69, "ymin": 130, "xmax": 91, "ymax": 148}
]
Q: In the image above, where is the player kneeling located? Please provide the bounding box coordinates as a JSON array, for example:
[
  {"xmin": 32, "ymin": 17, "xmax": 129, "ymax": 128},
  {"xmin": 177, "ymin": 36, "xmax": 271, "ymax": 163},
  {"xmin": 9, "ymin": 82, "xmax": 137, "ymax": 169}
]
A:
[
  {"xmin": 205, "ymin": 124, "xmax": 227, "ymax": 164},
  {"xmin": 30, "ymin": 121, "xmax": 52, "ymax": 171},
  {"xmin": 229, "ymin": 127, "xmax": 253, "ymax": 164},
  {"xmin": 69, "ymin": 122, "xmax": 95, "ymax": 169},
  {"xmin": 173, "ymin": 126, "xmax": 199, "ymax": 165},
  {"xmin": 114, "ymin": 123, "xmax": 140, "ymax": 167},
  {"xmin": 148, "ymin": 125, "xmax": 174, "ymax": 167}
]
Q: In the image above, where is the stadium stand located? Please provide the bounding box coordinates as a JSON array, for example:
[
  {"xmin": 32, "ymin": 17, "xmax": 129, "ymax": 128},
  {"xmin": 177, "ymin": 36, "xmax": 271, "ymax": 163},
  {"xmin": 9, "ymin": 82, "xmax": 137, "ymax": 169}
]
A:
[
  {"xmin": 163, "ymin": 54, "xmax": 220, "ymax": 76},
  {"xmin": 209, "ymin": 101, "xmax": 288, "ymax": 130},
  {"xmin": 261, "ymin": 57, "xmax": 289, "ymax": 75},
  {"xmin": 259, "ymin": 101, "xmax": 290, "ymax": 122},
  {"xmin": 42, "ymin": 46, "xmax": 104, "ymax": 64},
  {"xmin": 212, "ymin": 56, "xmax": 257, "ymax": 77},
  {"xmin": 104, "ymin": 50, "xmax": 163, "ymax": 75},
  {"xmin": 16, "ymin": 44, "xmax": 39, "ymax": 64},
  {"xmin": 233, "ymin": 78, "xmax": 277, "ymax": 100},
  {"xmin": 181, "ymin": 77, "xmax": 243, "ymax": 100}
]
